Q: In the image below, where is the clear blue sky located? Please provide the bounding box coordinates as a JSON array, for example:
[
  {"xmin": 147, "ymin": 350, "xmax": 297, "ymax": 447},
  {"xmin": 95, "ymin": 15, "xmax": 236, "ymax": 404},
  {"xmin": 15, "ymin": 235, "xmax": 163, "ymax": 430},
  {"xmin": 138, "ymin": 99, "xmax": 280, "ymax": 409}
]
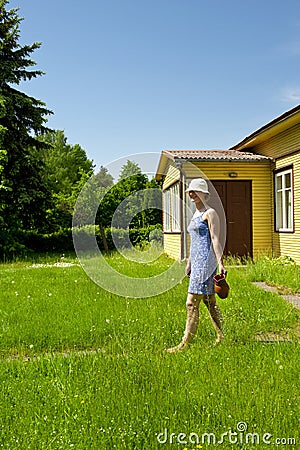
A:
[{"xmin": 9, "ymin": 0, "xmax": 300, "ymax": 175}]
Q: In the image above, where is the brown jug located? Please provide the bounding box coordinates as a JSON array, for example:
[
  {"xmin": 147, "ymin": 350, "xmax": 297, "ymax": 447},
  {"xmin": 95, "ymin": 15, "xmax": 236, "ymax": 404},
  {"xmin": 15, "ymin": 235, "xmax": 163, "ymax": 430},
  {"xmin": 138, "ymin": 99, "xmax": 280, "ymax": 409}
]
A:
[{"xmin": 214, "ymin": 273, "xmax": 230, "ymax": 299}]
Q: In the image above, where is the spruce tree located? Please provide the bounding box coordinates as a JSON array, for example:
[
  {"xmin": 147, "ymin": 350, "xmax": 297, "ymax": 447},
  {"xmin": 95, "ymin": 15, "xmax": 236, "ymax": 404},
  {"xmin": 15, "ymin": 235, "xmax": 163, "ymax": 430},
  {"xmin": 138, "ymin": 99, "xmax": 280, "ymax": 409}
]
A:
[{"xmin": 0, "ymin": 0, "xmax": 53, "ymax": 256}]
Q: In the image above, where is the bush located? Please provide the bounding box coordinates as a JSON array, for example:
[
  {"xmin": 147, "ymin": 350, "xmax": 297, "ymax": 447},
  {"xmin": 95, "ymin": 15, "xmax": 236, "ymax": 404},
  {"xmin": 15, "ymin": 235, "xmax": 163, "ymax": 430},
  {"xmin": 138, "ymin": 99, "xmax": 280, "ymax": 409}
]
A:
[
  {"xmin": 100, "ymin": 225, "xmax": 162, "ymax": 250},
  {"xmin": 17, "ymin": 229, "xmax": 74, "ymax": 253},
  {"xmin": 5, "ymin": 224, "xmax": 163, "ymax": 258},
  {"xmin": 149, "ymin": 228, "xmax": 163, "ymax": 245}
]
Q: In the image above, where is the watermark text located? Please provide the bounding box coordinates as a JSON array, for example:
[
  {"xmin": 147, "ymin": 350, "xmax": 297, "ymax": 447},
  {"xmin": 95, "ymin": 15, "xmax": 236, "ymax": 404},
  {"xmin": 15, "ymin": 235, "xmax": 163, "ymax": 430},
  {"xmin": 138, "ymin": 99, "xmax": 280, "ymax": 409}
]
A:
[{"xmin": 156, "ymin": 423, "xmax": 296, "ymax": 446}]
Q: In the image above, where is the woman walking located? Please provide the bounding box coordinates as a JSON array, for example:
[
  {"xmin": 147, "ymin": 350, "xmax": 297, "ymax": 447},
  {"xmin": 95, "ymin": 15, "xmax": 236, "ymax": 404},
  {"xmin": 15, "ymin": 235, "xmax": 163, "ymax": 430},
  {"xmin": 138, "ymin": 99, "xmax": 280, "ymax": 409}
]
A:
[{"xmin": 166, "ymin": 178, "xmax": 226, "ymax": 353}]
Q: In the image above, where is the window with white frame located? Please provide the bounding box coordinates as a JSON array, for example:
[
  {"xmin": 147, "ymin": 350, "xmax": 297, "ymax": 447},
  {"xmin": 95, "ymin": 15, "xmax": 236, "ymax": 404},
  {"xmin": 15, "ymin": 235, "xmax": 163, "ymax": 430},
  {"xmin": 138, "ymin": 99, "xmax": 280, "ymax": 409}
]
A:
[
  {"xmin": 275, "ymin": 168, "xmax": 293, "ymax": 232},
  {"xmin": 163, "ymin": 183, "xmax": 181, "ymax": 232},
  {"xmin": 163, "ymin": 188, "xmax": 171, "ymax": 231}
]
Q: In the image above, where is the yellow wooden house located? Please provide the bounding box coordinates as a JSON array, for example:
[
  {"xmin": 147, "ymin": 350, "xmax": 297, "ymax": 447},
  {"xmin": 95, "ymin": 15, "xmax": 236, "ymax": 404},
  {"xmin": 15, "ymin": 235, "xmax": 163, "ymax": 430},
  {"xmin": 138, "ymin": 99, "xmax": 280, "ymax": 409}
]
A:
[{"xmin": 155, "ymin": 104, "xmax": 300, "ymax": 263}]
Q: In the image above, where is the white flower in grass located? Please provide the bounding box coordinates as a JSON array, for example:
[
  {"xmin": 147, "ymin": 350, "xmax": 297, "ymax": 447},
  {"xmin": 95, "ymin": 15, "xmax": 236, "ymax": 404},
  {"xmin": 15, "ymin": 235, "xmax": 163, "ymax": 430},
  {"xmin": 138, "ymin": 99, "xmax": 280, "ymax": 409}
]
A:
[
  {"xmin": 48, "ymin": 293, "xmax": 52, "ymax": 297},
  {"xmin": 29, "ymin": 344, "xmax": 33, "ymax": 349},
  {"xmin": 275, "ymin": 360, "xmax": 280, "ymax": 365},
  {"xmin": 105, "ymin": 319, "xmax": 110, "ymax": 323}
]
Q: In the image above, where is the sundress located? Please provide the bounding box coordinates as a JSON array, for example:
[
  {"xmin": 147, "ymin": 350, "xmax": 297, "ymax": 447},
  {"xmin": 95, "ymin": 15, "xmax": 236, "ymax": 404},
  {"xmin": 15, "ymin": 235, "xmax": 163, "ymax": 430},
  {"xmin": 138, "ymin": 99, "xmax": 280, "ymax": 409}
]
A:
[{"xmin": 187, "ymin": 213, "xmax": 217, "ymax": 295}]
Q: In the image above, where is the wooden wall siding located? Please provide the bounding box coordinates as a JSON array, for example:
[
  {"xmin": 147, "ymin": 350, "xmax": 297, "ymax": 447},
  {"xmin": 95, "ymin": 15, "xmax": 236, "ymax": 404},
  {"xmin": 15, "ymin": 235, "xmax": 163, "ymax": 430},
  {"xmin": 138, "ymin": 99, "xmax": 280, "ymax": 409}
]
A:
[
  {"xmin": 162, "ymin": 162, "xmax": 180, "ymax": 190},
  {"xmin": 272, "ymin": 152, "xmax": 300, "ymax": 264},
  {"xmin": 182, "ymin": 161, "xmax": 273, "ymax": 257},
  {"xmin": 163, "ymin": 233, "xmax": 182, "ymax": 259},
  {"xmin": 252, "ymin": 123, "xmax": 300, "ymax": 159}
]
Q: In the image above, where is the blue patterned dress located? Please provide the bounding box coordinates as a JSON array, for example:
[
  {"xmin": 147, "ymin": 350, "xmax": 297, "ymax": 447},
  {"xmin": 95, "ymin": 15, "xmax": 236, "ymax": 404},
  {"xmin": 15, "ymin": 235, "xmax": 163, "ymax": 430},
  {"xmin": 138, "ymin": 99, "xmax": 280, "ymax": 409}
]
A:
[{"xmin": 188, "ymin": 212, "xmax": 217, "ymax": 295}]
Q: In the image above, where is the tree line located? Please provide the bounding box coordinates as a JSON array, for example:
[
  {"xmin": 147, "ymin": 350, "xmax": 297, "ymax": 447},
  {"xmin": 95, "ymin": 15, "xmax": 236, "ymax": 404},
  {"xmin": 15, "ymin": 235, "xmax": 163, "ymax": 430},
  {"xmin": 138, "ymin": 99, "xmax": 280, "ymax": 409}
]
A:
[{"xmin": 0, "ymin": 1, "xmax": 161, "ymax": 259}]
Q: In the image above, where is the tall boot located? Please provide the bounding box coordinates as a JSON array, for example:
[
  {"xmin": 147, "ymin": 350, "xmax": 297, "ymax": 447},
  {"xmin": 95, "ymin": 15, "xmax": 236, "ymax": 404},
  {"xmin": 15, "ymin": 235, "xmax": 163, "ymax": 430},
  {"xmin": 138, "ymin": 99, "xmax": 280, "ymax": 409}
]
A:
[
  {"xmin": 165, "ymin": 302, "xmax": 199, "ymax": 353},
  {"xmin": 204, "ymin": 297, "xmax": 223, "ymax": 344}
]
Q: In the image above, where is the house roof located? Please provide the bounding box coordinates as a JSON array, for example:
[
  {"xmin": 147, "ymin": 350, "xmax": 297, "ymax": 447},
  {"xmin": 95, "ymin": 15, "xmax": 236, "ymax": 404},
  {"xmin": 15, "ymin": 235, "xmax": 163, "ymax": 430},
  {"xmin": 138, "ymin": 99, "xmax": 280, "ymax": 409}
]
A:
[
  {"xmin": 155, "ymin": 149, "xmax": 271, "ymax": 180},
  {"xmin": 156, "ymin": 105, "xmax": 300, "ymax": 180},
  {"xmin": 162, "ymin": 149, "xmax": 271, "ymax": 162},
  {"xmin": 231, "ymin": 104, "xmax": 300, "ymax": 150}
]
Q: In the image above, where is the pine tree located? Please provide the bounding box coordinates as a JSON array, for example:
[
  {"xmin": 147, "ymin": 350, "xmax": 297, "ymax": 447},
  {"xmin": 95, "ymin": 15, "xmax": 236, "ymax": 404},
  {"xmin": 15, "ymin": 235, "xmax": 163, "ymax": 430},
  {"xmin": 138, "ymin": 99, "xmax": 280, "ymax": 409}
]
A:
[{"xmin": 0, "ymin": 0, "xmax": 53, "ymax": 256}]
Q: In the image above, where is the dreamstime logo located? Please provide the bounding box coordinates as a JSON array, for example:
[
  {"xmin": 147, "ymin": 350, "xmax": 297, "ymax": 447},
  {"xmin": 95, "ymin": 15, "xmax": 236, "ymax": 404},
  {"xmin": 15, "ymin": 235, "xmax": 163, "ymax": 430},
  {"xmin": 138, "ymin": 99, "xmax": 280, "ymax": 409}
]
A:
[
  {"xmin": 72, "ymin": 152, "xmax": 226, "ymax": 298},
  {"xmin": 156, "ymin": 422, "xmax": 297, "ymax": 446}
]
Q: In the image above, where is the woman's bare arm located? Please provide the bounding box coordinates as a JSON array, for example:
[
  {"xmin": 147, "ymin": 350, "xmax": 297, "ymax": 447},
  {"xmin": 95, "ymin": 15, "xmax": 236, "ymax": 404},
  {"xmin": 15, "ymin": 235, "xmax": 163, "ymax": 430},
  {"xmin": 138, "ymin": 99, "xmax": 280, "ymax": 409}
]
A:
[{"xmin": 204, "ymin": 208, "xmax": 226, "ymax": 274}]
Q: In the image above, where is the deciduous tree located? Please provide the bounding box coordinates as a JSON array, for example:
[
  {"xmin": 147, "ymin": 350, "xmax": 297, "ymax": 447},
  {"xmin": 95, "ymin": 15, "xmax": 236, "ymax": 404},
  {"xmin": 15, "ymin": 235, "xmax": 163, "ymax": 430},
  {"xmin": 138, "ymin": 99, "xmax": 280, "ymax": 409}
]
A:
[{"xmin": 38, "ymin": 130, "xmax": 94, "ymax": 231}]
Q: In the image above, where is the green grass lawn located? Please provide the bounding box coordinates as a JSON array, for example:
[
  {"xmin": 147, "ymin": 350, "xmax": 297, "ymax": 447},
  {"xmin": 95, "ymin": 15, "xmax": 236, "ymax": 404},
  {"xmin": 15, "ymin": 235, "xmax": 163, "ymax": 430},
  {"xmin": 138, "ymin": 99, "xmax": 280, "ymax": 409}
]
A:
[{"xmin": 0, "ymin": 253, "xmax": 299, "ymax": 449}]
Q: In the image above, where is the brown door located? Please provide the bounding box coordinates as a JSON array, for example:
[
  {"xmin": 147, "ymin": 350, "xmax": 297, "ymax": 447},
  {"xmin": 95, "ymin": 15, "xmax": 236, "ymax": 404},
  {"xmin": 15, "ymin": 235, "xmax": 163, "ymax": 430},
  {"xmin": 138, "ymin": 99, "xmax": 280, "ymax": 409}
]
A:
[{"xmin": 212, "ymin": 181, "xmax": 252, "ymax": 257}]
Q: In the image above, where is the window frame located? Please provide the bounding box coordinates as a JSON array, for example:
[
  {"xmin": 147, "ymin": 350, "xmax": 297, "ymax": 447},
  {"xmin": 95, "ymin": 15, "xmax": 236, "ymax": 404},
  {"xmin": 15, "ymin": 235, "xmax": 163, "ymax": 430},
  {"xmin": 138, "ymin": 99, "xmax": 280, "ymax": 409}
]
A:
[
  {"xmin": 274, "ymin": 166, "xmax": 294, "ymax": 233},
  {"xmin": 163, "ymin": 182, "xmax": 181, "ymax": 233}
]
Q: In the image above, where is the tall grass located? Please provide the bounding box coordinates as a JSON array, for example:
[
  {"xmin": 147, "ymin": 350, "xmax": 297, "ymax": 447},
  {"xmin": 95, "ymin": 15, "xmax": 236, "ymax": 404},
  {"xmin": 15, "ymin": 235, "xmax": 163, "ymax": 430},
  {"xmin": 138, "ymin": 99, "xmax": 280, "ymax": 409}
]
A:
[
  {"xmin": 0, "ymin": 252, "xmax": 299, "ymax": 449},
  {"xmin": 245, "ymin": 255, "xmax": 300, "ymax": 293}
]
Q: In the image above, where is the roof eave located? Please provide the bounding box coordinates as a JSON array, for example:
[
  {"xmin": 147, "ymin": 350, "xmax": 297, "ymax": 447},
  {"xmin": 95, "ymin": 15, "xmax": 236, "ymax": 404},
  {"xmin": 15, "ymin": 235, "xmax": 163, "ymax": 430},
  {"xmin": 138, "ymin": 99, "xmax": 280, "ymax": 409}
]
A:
[
  {"xmin": 231, "ymin": 105, "xmax": 300, "ymax": 151},
  {"xmin": 155, "ymin": 151, "xmax": 176, "ymax": 181},
  {"xmin": 178, "ymin": 157, "xmax": 271, "ymax": 163}
]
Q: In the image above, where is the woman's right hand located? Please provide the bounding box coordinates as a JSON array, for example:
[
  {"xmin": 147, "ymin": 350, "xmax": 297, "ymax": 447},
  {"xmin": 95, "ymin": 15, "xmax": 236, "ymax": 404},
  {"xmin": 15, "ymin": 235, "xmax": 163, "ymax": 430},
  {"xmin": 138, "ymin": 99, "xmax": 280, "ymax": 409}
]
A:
[{"xmin": 219, "ymin": 262, "xmax": 227, "ymax": 277}]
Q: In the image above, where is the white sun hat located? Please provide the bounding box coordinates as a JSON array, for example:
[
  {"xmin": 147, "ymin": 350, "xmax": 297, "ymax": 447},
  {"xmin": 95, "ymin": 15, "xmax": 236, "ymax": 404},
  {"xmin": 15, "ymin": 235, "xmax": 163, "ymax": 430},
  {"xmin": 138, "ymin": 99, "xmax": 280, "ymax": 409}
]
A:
[{"xmin": 186, "ymin": 178, "xmax": 209, "ymax": 194}]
